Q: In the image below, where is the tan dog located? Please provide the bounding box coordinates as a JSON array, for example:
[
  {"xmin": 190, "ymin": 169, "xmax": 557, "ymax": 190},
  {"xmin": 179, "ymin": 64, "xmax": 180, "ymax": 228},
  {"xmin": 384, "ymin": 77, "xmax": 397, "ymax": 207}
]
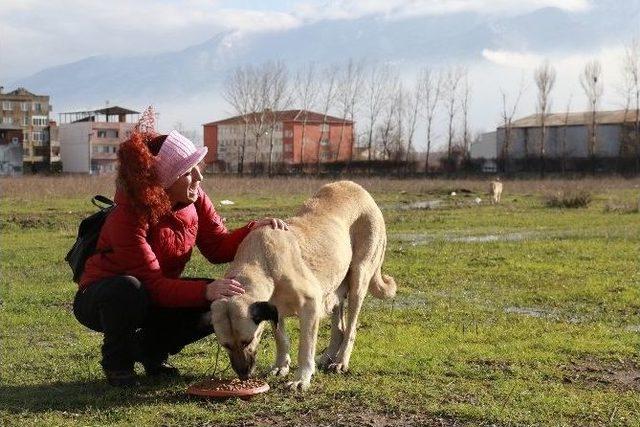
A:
[
  {"xmin": 490, "ymin": 180, "xmax": 503, "ymax": 204},
  {"xmin": 210, "ymin": 181, "xmax": 396, "ymax": 390}
]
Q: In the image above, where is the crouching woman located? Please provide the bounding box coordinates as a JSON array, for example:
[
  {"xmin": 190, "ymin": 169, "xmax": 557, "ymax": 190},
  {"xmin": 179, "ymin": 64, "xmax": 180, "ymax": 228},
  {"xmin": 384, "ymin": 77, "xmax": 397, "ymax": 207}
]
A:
[{"xmin": 73, "ymin": 129, "xmax": 287, "ymax": 386}]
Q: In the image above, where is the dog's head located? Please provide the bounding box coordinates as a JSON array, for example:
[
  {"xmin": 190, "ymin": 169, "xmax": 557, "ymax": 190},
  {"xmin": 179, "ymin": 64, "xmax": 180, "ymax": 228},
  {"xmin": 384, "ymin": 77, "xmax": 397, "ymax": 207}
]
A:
[{"xmin": 210, "ymin": 297, "xmax": 278, "ymax": 379}]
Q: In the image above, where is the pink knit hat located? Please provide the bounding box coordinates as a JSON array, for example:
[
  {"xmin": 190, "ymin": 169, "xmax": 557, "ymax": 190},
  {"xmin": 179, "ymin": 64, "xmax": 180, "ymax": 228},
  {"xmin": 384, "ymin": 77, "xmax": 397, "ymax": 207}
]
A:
[{"xmin": 155, "ymin": 130, "xmax": 208, "ymax": 188}]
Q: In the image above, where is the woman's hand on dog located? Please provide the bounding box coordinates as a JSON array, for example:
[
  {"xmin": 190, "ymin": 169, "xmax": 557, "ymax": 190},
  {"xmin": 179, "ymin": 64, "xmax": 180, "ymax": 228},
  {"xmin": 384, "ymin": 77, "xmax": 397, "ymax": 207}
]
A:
[
  {"xmin": 253, "ymin": 217, "xmax": 289, "ymax": 230},
  {"xmin": 206, "ymin": 277, "xmax": 245, "ymax": 301}
]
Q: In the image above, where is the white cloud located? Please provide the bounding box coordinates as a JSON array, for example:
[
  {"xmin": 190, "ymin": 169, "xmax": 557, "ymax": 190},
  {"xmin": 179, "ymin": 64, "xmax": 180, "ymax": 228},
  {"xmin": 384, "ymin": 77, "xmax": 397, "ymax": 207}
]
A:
[
  {"xmin": 0, "ymin": 0, "xmax": 302, "ymax": 80},
  {"xmin": 294, "ymin": 0, "xmax": 591, "ymax": 21},
  {"xmin": 216, "ymin": 9, "xmax": 301, "ymax": 32},
  {"xmin": 1, "ymin": 0, "xmax": 597, "ymax": 80},
  {"xmin": 482, "ymin": 49, "xmax": 544, "ymax": 69}
]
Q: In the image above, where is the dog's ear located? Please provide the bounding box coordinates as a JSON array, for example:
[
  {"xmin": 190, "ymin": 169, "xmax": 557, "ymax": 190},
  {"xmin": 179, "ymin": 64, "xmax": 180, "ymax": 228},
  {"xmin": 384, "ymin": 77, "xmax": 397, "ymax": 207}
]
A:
[{"xmin": 249, "ymin": 302, "xmax": 278, "ymax": 326}]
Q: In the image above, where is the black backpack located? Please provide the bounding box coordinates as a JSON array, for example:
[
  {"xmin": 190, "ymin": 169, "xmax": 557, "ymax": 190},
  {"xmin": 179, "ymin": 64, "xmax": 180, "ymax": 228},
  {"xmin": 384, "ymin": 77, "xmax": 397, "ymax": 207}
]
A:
[{"xmin": 65, "ymin": 195, "xmax": 116, "ymax": 283}]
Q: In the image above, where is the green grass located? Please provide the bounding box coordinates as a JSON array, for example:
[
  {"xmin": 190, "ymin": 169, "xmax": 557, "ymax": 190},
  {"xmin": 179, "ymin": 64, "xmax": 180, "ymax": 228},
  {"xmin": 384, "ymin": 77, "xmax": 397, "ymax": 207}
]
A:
[{"xmin": 2, "ymin": 178, "xmax": 640, "ymax": 426}]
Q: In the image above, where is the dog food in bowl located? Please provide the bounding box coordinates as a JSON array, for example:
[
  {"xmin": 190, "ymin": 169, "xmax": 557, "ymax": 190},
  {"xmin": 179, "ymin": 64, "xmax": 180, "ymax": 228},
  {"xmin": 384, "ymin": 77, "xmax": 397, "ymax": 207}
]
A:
[{"xmin": 187, "ymin": 378, "xmax": 270, "ymax": 398}]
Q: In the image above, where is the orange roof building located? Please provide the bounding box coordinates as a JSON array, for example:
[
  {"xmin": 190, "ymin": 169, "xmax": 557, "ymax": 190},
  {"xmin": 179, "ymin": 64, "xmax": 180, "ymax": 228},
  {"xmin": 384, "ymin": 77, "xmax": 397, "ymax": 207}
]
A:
[{"xmin": 203, "ymin": 109, "xmax": 354, "ymax": 172}]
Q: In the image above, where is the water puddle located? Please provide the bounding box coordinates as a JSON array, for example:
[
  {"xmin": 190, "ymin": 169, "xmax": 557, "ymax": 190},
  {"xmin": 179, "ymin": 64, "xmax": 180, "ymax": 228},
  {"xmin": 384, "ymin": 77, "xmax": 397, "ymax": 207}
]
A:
[
  {"xmin": 504, "ymin": 306, "xmax": 552, "ymax": 318},
  {"xmin": 404, "ymin": 200, "xmax": 444, "ymax": 210},
  {"xmin": 449, "ymin": 232, "xmax": 532, "ymax": 243},
  {"xmin": 391, "ymin": 231, "xmax": 536, "ymax": 245},
  {"xmin": 503, "ymin": 306, "xmax": 582, "ymax": 323}
]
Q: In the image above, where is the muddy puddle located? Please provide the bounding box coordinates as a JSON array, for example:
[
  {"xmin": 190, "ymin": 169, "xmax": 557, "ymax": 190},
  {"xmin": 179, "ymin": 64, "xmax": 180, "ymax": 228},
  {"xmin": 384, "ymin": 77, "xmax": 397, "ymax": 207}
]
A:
[
  {"xmin": 391, "ymin": 231, "xmax": 537, "ymax": 245},
  {"xmin": 562, "ymin": 358, "xmax": 640, "ymax": 391},
  {"xmin": 503, "ymin": 306, "xmax": 582, "ymax": 324}
]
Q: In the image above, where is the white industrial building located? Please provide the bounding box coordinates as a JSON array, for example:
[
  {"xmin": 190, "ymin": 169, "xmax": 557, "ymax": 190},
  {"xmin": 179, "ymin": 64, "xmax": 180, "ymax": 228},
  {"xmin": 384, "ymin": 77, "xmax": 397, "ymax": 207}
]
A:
[
  {"xmin": 473, "ymin": 109, "xmax": 639, "ymax": 172},
  {"xmin": 497, "ymin": 110, "xmax": 638, "ymax": 159}
]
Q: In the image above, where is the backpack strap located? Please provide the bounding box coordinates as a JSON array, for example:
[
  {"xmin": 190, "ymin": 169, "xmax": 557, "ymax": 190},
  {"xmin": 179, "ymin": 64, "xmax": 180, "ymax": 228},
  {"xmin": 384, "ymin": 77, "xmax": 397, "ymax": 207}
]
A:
[
  {"xmin": 92, "ymin": 195, "xmax": 115, "ymax": 210},
  {"xmin": 92, "ymin": 195, "xmax": 115, "ymax": 255}
]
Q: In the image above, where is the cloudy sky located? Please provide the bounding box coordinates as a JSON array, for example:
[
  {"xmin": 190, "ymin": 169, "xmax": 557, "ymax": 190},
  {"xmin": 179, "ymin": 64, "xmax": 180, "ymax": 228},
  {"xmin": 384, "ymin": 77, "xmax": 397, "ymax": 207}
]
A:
[
  {"xmin": 0, "ymin": 0, "xmax": 595, "ymax": 81},
  {"xmin": 1, "ymin": 0, "xmax": 638, "ymax": 140}
]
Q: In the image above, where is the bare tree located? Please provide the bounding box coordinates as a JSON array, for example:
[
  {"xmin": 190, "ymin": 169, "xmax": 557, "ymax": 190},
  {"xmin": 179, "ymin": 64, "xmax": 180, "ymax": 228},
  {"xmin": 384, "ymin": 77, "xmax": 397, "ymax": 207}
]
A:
[
  {"xmin": 248, "ymin": 64, "xmax": 274, "ymax": 175},
  {"xmin": 560, "ymin": 95, "xmax": 573, "ymax": 175},
  {"xmin": 459, "ymin": 69, "xmax": 472, "ymax": 164},
  {"xmin": 419, "ymin": 68, "xmax": 442, "ymax": 175},
  {"xmin": 364, "ymin": 64, "xmax": 390, "ymax": 170},
  {"xmin": 223, "ymin": 65, "xmax": 254, "ymax": 175},
  {"xmin": 499, "ymin": 80, "xmax": 525, "ymax": 174},
  {"xmin": 264, "ymin": 61, "xmax": 290, "ymax": 176},
  {"xmin": 580, "ymin": 60, "xmax": 604, "ymax": 173},
  {"xmin": 534, "ymin": 60, "xmax": 556, "ymax": 177},
  {"xmin": 622, "ymin": 38, "xmax": 640, "ymax": 171},
  {"xmin": 294, "ymin": 62, "xmax": 319, "ymax": 169},
  {"xmin": 443, "ymin": 67, "xmax": 464, "ymax": 167},
  {"xmin": 335, "ymin": 59, "xmax": 365, "ymax": 163},
  {"xmin": 315, "ymin": 64, "xmax": 339, "ymax": 173},
  {"xmin": 391, "ymin": 82, "xmax": 407, "ymax": 164},
  {"xmin": 377, "ymin": 73, "xmax": 401, "ymax": 162},
  {"xmin": 403, "ymin": 72, "xmax": 423, "ymax": 173}
]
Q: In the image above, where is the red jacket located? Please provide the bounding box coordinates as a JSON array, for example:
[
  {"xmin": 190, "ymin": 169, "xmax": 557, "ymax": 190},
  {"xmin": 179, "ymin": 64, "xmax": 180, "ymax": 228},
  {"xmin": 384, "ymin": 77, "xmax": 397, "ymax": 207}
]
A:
[{"xmin": 80, "ymin": 188, "xmax": 254, "ymax": 308}]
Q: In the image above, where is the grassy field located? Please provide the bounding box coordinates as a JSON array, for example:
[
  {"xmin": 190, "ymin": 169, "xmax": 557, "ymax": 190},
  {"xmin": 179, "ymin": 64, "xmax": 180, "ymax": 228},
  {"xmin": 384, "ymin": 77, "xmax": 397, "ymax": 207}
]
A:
[{"xmin": 1, "ymin": 175, "xmax": 640, "ymax": 426}]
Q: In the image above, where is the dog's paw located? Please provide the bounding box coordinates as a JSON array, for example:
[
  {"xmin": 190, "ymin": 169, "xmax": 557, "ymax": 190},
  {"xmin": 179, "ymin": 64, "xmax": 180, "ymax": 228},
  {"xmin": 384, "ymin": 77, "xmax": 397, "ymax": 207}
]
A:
[
  {"xmin": 285, "ymin": 379, "xmax": 311, "ymax": 391},
  {"xmin": 326, "ymin": 362, "xmax": 349, "ymax": 374},
  {"xmin": 269, "ymin": 364, "xmax": 290, "ymax": 377},
  {"xmin": 270, "ymin": 354, "xmax": 291, "ymax": 377},
  {"xmin": 285, "ymin": 368, "xmax": 313, "ymax": 391}
]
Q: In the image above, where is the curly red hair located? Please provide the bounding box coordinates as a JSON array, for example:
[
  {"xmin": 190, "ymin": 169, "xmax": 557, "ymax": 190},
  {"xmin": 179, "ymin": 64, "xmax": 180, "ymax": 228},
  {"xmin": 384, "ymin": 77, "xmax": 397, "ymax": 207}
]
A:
[{"xmin": 117, "ymin": 132, "xmax": 171, "ymax": 224}]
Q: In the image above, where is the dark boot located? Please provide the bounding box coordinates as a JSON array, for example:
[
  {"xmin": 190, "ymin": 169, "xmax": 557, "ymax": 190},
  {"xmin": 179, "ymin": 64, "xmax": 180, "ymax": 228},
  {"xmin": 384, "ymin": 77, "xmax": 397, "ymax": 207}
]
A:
[
  {"xmin": 143, "ymin": 361, "xmax": 180, "ymax": 377},
  {"xmin": 104, "ymin": 369, "xmax": 138, "ymax": 387}
]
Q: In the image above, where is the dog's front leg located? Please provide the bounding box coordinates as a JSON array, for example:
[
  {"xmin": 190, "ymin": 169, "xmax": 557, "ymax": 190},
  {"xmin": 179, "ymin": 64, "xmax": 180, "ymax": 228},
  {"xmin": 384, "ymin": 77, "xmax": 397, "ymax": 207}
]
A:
[
  {"xmin": 286, "ymin": 301, "xmax": 320, "ymax": 391},
  {"xmin": 269, "ymin": 318, "xmax": 291, "ymax": 377}
]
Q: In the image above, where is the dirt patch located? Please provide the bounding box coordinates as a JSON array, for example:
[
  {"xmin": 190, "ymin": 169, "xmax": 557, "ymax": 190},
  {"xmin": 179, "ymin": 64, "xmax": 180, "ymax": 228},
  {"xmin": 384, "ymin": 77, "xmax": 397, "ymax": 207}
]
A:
[
  {"xmin": 230, "ymin": 409, "xmax": 468, "ymax": 427},
  {"xmin": 467, "ymin": 359, "xmax": 514, "ymax": 374},
  {"xmin": 561, "ymin": 358, "xmax": 640, "ymax": 391},
  {"xmin": 1, "ymin": 214, "xmax": 59, "ymax": 230},
  {"xmin": 49, "ymin": 301, "xmax": 74, "ymax": 311}
]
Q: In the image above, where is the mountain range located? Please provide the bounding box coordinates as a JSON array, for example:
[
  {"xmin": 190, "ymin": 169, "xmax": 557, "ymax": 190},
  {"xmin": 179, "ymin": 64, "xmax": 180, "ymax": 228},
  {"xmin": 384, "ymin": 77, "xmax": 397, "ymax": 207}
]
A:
[{"xmin": 8, "ymin": 0, "xmax": 640, "ymax": 133}]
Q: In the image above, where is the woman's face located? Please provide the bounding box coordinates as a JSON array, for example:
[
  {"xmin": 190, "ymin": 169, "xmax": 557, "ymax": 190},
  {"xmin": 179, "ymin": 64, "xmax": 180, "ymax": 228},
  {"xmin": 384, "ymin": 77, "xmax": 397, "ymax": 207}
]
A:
[{"xmin": 166, "ymin": 165, "xmax": 203, "ymax": 206}]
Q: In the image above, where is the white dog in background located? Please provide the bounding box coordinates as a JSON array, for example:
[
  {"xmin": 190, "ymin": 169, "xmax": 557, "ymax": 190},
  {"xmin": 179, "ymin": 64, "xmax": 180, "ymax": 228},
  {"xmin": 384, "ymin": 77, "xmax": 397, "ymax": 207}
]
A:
[
  {"xmin": 490, "ymin": 180, "xmax": 503, "ymax": 204},
  {"xmin": 210, "ymin": 181, "xmax": 397, "ymax": 390}
]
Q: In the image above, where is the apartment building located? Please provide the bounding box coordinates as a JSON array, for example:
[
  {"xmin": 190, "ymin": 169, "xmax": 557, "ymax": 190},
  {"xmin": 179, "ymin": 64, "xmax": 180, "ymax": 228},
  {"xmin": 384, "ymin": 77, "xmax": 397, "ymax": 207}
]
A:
[
  {"xmin": 203, "ymin": 110, "xmax": 354, "ymax": 173},
  {"xmin": 58, "ymin": 106, "xmax": 139, "ymax": 173},
  {"xmin": 0, "ymin": 86, "xmax": 59, "ymax": 174}
]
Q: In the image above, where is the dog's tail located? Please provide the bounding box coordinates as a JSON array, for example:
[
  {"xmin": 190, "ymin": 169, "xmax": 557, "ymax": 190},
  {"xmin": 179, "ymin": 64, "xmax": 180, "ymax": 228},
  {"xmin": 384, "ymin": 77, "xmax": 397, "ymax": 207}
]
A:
[
  {"xmin": 368, "ymin": 237, "xmax": 397, "ymax": 299},
  {"xmin": 369, "ymin": 270, "xmax": 397, "ymax": 299}
]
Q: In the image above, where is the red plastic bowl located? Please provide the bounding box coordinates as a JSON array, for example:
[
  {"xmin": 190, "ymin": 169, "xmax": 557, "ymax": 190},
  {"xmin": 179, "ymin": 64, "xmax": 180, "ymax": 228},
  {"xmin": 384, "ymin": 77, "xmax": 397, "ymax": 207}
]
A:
[{"xmin": 186, "ymin": 378, "xmax": 270, "ymax": 399}]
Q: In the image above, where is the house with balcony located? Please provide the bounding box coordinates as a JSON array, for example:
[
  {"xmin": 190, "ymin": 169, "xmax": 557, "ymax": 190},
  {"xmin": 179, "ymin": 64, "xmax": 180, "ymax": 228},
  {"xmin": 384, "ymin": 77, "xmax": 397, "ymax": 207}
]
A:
[{"xmin": 58, "ymin": 106, "xmax": 140, "ymax": 173}]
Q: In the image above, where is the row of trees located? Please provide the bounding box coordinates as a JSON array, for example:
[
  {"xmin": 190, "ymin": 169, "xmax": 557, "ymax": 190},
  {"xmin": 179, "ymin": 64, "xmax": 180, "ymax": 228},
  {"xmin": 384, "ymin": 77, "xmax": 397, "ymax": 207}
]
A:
[
  {"xmin": 220, "ymin": 38, "xmax": 640, "ymax": 176},
  {"xmin": 221, "ymin": 59, "xmax": 478, "ymax": 175}
]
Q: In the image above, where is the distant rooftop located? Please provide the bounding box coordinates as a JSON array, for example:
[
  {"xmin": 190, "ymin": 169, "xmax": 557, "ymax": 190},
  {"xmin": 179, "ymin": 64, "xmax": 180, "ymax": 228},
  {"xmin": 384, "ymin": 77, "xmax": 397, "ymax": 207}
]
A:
[
  {"xmin": 503, "ymin": 109, "xmax": 640, "ymax": 129},
  {"xmin": 0, "ymin": 87, "xmax": 48, "ymax": 99},
  {"xmin": 59, "ymin": 106, "xmax": 140, "ymax": 124},
  {"xmin": 204, "ymin": 109, "xmax": 353, "ymax": 126}
]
